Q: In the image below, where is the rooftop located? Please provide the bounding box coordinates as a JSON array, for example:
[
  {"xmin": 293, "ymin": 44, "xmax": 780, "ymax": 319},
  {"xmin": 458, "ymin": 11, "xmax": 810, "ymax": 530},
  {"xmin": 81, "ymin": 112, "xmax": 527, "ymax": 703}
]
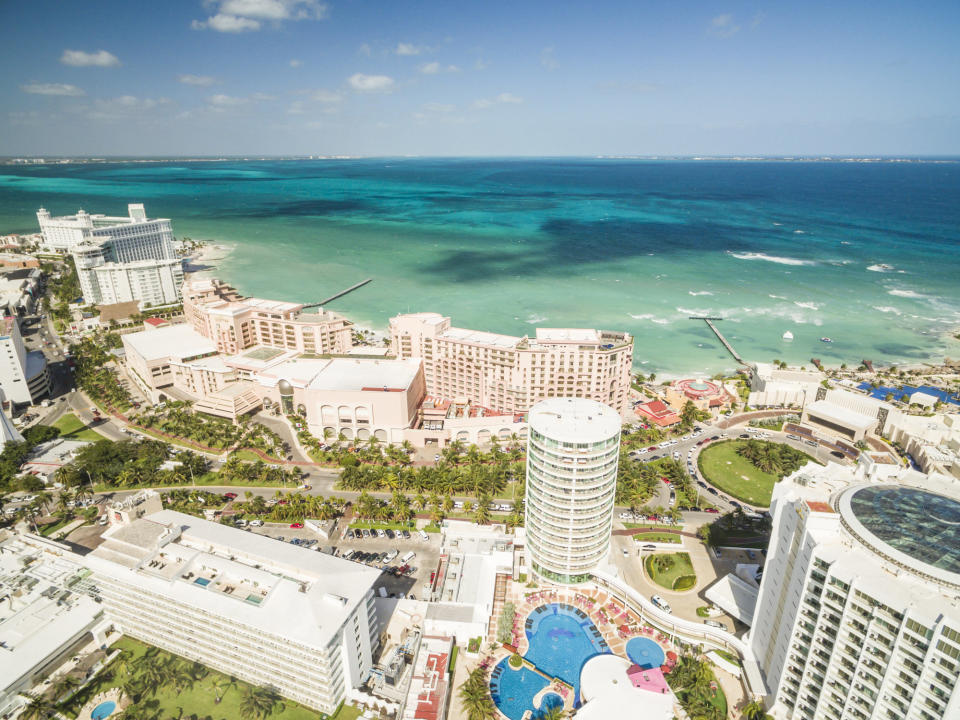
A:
[
  {"xmin": 123, "ymin": 324, "xmax": 216, "ymax": 362},
  {"xmin": 440, "ymin": 326, "xmax": 520, "ymax": 349},
  {"xmin": 85, "ymin": 510, "xmax": 381, "ymax": 649},
  {"xmin": 529, "ymin": 397, "xmax": 622, "ymax": 443},
  {"xmin": 534, "ymin": 328, "xmax": 601, "ymax": 343},
  {"xmin": 805, "ymin": 399, "xmax": 878, "ymax": 432},
  {"xmin": 308, "ymin": 358, "xmax": 421, "ymax": 392}
]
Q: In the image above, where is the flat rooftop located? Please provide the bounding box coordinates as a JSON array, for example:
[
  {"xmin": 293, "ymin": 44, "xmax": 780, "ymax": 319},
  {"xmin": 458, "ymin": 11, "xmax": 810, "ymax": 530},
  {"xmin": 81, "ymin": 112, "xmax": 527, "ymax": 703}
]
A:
[
  {"xmin": 123, "ymin": 324, "xmax": 217, "ymax": 362},
  {"xmin": 308, "ymin": 358, "xmax": 421, "ymax": 392},
  {"xmin": 805, "ymin": 400, "xmax": 877, "ymax": 432},
  {"xmin": 85, "ymin": 511, "xmax": 381, "ymax": 649},
  {"xmin": 529, "ymin": 397, "xmax": 622, "ymax": 443},
  {"xmin": 441, "ymin": 326, "xmax": 520, "ymax": 349},
  {"xmin": 534, "ymin": 328, "xmax": 601, "ymax": 343}
]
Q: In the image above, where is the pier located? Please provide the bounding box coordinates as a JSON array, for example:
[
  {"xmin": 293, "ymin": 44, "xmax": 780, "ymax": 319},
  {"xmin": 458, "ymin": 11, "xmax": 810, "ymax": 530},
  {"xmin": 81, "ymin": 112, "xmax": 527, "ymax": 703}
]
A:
[
  {"xmin": 302, "ymin": 278, "xmax": 373, "ymax": 309},
  {"xmin": 690, "ymin": 316, "xmax": 746, "ymax": 365}
]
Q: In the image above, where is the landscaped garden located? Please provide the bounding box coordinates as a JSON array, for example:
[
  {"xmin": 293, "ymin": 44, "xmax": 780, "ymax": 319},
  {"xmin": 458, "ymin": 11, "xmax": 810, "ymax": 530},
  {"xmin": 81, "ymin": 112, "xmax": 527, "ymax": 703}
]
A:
[
  {"xmin": 697, "ymin": 439, "xmax": 815, "ymax": 507},
  {"xmin": 61, "ymin": 636, "xmax": 327, "ymax": 720},
  {"xmin": 632, "ymin": 531, "xmax": 682, "ymax": 544},
  {"xmin": 645, "ymin": 552, "xmax": 697, "ymax": 591}
]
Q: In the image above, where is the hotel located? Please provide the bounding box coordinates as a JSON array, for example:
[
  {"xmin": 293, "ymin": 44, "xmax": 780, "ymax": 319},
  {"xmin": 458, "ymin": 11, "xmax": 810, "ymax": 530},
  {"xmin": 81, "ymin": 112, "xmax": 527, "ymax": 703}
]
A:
[
  {"xmin": 84, "ymin": 510, "xmax": 382, "ymax": 714},
  {"xmin": 0, "ymin": 315, "xmax": 49, "ymax": 404},
  {"xmin": 38, "ymin": 204, "xmax": 183, "ymax": 306},
  {"xmin": 389, "ymin": 312, "xmax": 634, "ymax": 416},
  {"xmin": 749, "ymin": 461, "xmax": 960, "ymax": 720},
  {"xmin": 524, "ymin": 398, "xmax": 621, "ymax": 584}
]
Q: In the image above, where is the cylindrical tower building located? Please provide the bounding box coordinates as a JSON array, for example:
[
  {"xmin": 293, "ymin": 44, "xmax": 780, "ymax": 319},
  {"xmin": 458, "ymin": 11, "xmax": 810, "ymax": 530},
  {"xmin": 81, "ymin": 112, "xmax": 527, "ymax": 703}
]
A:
[{"xmin": 525, "ymin": 397, "xmax": 621, "ymax": 584}]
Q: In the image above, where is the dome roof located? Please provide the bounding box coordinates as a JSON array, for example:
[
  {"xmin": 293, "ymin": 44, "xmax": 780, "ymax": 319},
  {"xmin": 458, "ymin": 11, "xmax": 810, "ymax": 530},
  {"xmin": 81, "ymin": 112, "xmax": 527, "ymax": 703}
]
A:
[{"xmin": 277, "ymin": 379, "xmax": 294, "ymax": 395}]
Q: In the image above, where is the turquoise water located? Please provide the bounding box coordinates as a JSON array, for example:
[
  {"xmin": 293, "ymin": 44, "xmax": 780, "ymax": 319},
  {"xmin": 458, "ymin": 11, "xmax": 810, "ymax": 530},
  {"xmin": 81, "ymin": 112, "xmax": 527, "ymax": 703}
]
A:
[
  {"xmin": 857, "ymin": 382, "xmax": 960, "ymax": 405},
  {"xmin": 625, "ymin": 636, "xmax": 666, "ymax": 669},
  {"xmin": 490, "ymin": 660, "xmax": 549, "ymax": 720},
  {"xmin": 90, "ymin": 701, "xmax": 116, "ymax": 720},
  {"xmin": 1, "ymin": 158, "xmax": 959, "ymax": 374}
]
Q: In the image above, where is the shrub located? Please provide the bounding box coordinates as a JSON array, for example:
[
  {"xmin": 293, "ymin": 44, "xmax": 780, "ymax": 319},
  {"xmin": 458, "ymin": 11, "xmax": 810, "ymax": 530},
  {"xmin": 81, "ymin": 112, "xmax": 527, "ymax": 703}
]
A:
[
  {"xmin": 673, "ymin": 575, "xmax": 697, "ymax": 591},
  {"xmin": 509, "ymin": 653, "xmax": 523, "ymax": 669}
]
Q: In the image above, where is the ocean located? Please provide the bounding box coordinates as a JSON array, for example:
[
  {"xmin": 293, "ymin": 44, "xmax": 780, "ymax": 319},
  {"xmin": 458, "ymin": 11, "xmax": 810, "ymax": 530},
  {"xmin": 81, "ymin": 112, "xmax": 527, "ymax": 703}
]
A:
[{"xmin": 1, "ymin": 158, "xmax": 958, "ymax": 376}]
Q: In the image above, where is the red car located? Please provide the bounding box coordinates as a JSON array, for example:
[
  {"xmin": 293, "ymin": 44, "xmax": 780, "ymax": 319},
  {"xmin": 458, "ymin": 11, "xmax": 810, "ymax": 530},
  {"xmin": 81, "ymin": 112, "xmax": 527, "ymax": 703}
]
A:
[
  {"xmin": 705, "ymin": 508, "xmax": 720, "ymax": 514},
  {"xmin": 224, "ymin": 492, "xmax": 238, "ymax": 500},
  {"xmin": 647, "ymin": 446, "xmax": 657, "ymax": 452},
  {"xmin": 278, "ymin": 500, "xmax": 288, "ymax": 506},
  {"xmin": 290, "ymin": 522, "xmax": 304, "ymax": 529},
  {"xmin": 661, "ymin": 478, "xmax": 671, "ymax": 485}
]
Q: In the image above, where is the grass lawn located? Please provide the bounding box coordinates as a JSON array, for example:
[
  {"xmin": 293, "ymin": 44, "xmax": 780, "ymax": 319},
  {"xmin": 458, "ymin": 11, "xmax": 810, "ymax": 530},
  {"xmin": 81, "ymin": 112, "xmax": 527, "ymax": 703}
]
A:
[
  {"xmin": 623, "ymin": 522, "xmax": 676, "ymax": 530},
  {"xmin": 52, "ymin": 413, "xmax": 106, "ymax": 442},
  {"xmin": 644, "ymin": 552, "xmax": 697, "ymax": 591},
  {"xmin": 697, "ymin": 440, "xmax": 780, "ymax": 507},
  {"xmin": 632, "ymin": 531, "xmax": 681, "ymax": 544},
  {"xmin": 63, "ymin": 636, "xmax": 325, "ymax": 720}
]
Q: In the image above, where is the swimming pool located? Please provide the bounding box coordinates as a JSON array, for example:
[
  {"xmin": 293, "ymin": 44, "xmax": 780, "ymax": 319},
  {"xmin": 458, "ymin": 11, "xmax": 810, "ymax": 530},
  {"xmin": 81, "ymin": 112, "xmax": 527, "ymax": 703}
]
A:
[
  {"xmin": 626, "ymin": 636, "xmax": 666, "ymax": 669},
  {"xmin": 193, "ymin": 577, "xmax": 210, "ymax": 587},
  {"xmin": 90, "ymin": 701, "xmax": 116, "ymax": 720},
  {"xmin": 492, "ymin": 603, "xmax": 609, "ymax": 719}
]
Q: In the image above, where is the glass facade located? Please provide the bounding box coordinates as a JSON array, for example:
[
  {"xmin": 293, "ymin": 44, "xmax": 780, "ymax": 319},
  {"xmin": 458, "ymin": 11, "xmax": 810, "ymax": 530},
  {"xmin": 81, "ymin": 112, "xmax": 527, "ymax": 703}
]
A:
[
  {"xmin": 525, "ymin": 406, "xmax": 620, "ymax": 584},
  {"xmin": 848, "ymin": 486, "xmax": 960, "ymax": 576}
]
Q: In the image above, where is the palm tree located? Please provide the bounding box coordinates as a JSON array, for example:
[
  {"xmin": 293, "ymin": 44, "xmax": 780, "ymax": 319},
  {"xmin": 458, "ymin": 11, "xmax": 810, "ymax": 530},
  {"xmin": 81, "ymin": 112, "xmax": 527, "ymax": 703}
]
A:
[
  {"xmin": 18, "ymin": 693, "xmax": 54, "ymax": 720},
  {"xmin": 458, "ymin": 667, "xmax": 496, "ymax": 720},
  {"xmin": 540, "ymin": 705, "xmax": 568, "ymax": 720},
  {"xmin": 238, "ymin": 686, "xmax": 281, "ymax": 720},
  {"xmin": 210, "ymin": 675, "xmax": 237, "ymax": 704},
  {"xmin": 742, "ymin": 699, "xmax": 768, "ymax": 720},
  {"xmin": 50, "ymin": 673, "xmax": 81, "ymax": 702}
]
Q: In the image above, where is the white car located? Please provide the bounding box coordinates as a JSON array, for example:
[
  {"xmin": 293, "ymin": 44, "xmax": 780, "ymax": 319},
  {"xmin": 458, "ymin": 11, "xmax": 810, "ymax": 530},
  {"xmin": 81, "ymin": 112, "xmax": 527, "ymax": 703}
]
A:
[
  {"xmin": 249, "ymin": 519, "xmax": 264, "ymax": 527},
  {"xmin": 651, "ymin": 595, "xmax": 672, "ymax": 614},
  {"xmin": 637, "ymin": 448, "xmax": 648, "ymax": 455},
  {"xmin": 672, "ymin": 451, "xmax": 680, "ymax": 460}
]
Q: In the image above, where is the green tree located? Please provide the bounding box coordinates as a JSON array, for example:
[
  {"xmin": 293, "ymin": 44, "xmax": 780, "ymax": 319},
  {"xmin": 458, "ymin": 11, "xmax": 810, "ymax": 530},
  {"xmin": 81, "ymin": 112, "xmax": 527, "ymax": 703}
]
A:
[
  {"xmin": 237, "ymin": 686, "xmax": 281, "ymax": 720},
  {"xmin": 18, "ymin": 693, "xmax": 55, "ymax": 720},
  {"xmin": 458, "ymin": 667, "xmax": 497, "ymax": 720}
]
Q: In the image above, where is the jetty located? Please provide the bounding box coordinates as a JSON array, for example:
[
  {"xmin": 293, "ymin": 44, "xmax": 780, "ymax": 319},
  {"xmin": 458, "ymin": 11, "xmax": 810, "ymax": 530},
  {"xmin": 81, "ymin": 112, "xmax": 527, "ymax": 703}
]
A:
[
  {"xmin": 302, "ymin": 278, "xmax": 372, "ymax": 309},
  {"xmin": 690, "ymin": 316, "xmax": 746, "ymax": 365}
]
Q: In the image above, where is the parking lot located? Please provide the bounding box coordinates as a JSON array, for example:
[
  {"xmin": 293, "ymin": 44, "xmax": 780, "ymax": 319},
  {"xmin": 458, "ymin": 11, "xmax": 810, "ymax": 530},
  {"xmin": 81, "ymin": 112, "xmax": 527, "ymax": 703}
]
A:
[{"xmin": 245, "ymin": 521, "xmax": 442, "ymax": 601}]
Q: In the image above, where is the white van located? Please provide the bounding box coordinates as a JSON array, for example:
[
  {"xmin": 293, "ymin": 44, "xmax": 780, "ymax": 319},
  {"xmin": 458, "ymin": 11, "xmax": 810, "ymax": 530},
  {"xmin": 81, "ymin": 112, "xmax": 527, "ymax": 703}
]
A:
[
  {"xmin": 402, "ymin": 551, "xmax": 416, "ymax": 564},
  {"xmin": 418, "ymin": 529, "xmax": 429, "ymax": 541},
  {"xmin": 651, "ymin": 595, "xmax": 672, "ymax": 613},
  {"xmin": 378, "ymin": 587, "xmax": 388, "ymax": 598}
]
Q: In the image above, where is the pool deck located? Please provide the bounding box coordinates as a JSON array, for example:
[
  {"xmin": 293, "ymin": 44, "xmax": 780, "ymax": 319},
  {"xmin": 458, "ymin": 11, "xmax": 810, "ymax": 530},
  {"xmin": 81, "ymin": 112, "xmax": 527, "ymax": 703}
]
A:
[{"xmin": 77, "ymin": 688, "xmax": 128, "ymax": 720}]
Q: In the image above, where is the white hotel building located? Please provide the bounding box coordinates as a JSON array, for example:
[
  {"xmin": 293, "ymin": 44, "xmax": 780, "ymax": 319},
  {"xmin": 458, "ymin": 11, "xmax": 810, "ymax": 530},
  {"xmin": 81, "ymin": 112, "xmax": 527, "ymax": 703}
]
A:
[
  {"xmin": 750, "ymin": 462, "xmax": 960, "ymax": 720},
  {"xmin": 525, "ymin": 398, "xmax": 621, "ymax": 584},
  {"xmin": 84, "ymin": 510, "xmax": 382, "ymax": 714},
  {"xmin": 37, "ymin": 204, "xmax": 184, "ymax": 307}
]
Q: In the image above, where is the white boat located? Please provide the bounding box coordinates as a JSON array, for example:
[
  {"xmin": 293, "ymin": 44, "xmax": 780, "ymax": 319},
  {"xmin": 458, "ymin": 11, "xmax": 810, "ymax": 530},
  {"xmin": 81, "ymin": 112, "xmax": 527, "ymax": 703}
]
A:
[
  {"xmin": 782, "ymin": 331, "xmax": 794, "ymax": 341},
  {"xmin": 820, "ymin": 337, "xmax": 833, "ymax": 343}
]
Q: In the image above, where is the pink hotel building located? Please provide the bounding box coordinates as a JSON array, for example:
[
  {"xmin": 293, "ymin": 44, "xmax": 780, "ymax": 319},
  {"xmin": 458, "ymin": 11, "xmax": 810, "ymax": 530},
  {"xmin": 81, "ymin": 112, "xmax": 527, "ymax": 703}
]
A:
[
  {"xmin": 389, "ymin": 312, "xmax": 634, "ymax": 417},
  {"xmin": 182, "ymin": 277, "xmax": 353, "ymax": 356}
]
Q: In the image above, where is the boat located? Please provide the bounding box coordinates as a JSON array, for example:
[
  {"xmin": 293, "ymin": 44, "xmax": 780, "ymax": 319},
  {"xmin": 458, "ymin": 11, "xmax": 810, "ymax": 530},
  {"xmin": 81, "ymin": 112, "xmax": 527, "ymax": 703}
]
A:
[
  {"xmin": 782, "ymin": 331, "xmax": 794, "ymax": 341},
  {"xmin": 820, "ymin": 337, "xmax": 833, "ymax": 343}
]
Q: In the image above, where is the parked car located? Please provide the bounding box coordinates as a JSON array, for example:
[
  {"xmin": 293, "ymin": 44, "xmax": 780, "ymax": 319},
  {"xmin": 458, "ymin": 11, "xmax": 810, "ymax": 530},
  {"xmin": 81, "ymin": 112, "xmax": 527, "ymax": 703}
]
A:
[
  {"xmin": 651, "ymin": 595, "xmax": 672, "ymax": 614},
  {"xmin": 705, "ymin": 508, "xmax": 720, "ymax": 514},
  {"xmin": 250, "ymin": 519, "xmax": 263, "ymax": 527},
  {"xmin": 704, "ymin": 620, "xmax": 726, "ymax": 629},
  {"xmin": 290, "ymin": 522, "xmax": 304, "ymax": 529},
  {"xmin": 223, "ymin": 492, "xmax": 238, "ymax": 500}
]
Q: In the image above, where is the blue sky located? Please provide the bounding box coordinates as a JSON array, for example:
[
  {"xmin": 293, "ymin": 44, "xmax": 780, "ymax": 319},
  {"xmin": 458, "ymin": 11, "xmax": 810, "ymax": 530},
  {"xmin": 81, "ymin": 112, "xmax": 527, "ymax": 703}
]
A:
[{"xmin": 1, "ymin": 0, "xmax": 959, "ymax": 156}]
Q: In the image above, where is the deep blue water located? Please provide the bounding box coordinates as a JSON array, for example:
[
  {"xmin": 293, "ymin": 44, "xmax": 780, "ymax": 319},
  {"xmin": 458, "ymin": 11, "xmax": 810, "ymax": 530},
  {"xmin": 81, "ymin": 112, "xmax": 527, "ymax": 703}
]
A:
[{"xmin": 1, "ymin": 158, "xmax": 958, "ymax": 374}]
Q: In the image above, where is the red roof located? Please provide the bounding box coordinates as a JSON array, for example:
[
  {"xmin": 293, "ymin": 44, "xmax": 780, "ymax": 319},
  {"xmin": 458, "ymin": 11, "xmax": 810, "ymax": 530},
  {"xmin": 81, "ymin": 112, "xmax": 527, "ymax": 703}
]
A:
[
  {"xmin": 635, "ymin": 400, "xmax": 681, "ymax": 427},
  {"xmin": 144, "ymin": 317, "xmax": 169, "ymax": 327},
  {"xmin": 805, "ymin": 500, "xmax": 835, "ymax": 514}
]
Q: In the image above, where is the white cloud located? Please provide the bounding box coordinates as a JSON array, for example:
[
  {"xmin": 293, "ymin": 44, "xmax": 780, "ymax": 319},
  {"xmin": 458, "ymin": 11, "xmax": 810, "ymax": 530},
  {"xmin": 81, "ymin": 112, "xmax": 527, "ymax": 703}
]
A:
[
  {"xmin": 289, "ymin": 59, "xmax": 302, "ymax": 68},
  {"xmin": 540, "ymin": 46, "xmax": 558, "ymax": 70},
  {"xmin": 193, "ymin": 0, "xmax": 327, "ymax": 32},
  {"xmin": 396, "ymin": 42, "xmax": 424, "ymax": 56},
  {"xmin": 60, "ymin": 49, "xmax": 121, "ymax": 68},
  {"xmin": 348, "ymin": 73, "xmax": 394, "ymax": 92},
  {"xmin": 207, "ymin": 93, "xmax": 249, "ymax": 108},
  {"xmin": 178, "ymin": 74, "xmax": 217, "ymax": 86},
  {"xmin": 287, "ymin": 101, "xmax": 305, "ymax": 115},
  {"xmin": 708, "ymin": 14, "xmax": 740, "ymax": 38},
  {"xmin": 420, "ymin": 62, "xmax": 440, "ymax": 75},
  {"xmin": 21, "ymin": 83, "xmax": 85, "ymax": 96},
  {"xmin": 358, "ymin": 43, "xmax": 372, "ymax": 57},
  {"xmin": 474, "ymin": 58, "xmax": 489, "ymax": 71},
  {"xmin": 193, "ymin": 14, "xmax": 261, "ymax": 32},
  {"xmin": 473, "ymin": 92, "xmax": 523, "ymax": 109}
]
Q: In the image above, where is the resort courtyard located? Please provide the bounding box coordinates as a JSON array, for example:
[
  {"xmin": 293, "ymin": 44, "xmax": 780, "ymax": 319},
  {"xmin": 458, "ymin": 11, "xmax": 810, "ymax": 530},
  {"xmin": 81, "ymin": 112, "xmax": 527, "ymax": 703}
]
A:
[{"xmin": 453, "ymin": 581, "xmax": 742, "ymax": 720}]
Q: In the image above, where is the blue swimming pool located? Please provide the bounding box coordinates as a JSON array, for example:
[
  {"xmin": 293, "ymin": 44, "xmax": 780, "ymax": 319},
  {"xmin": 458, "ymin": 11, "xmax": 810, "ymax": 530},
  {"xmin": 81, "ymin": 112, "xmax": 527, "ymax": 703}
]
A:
[
  {"xmin": 857, "ymin": 382, "xmax": 960, "ymax": 406},
  {"xmin": 193, "ymin": 577, "xmax": 210, "ymax": 587},
  {"xmin": 492, "ymin": 603, "xmax": 609, "ymax": 719},
  {"xmin": 91, "ymin": 701, "xmax": 116, "ymax": 720},
  {"xmin": 490, "ymin": 660, "xmax": 548, "ymax": 720},
  {"xmin": 626, "ymin": 636, "xmax": 666, "ymax": 669}
]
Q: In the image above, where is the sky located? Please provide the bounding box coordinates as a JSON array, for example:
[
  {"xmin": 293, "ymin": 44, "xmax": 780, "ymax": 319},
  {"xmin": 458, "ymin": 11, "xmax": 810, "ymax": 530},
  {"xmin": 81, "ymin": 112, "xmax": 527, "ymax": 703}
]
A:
[{"xmin": 1, "ymin": 0, "xmax": 959, "ymax": 156}]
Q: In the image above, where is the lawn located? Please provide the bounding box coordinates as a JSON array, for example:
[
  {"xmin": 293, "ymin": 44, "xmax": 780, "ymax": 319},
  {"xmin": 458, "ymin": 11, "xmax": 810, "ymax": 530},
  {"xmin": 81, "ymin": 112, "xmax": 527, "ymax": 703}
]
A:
[
  {"xmin": 632, "ymin": 531, "xmax": 681, "ymax": 544},
  {"xmin": 697, "ymin": 440, "xmax": 780, "ymax": 507},
  {"xmin": 63, "ymin": 636, "xmax": 326, "ymax": 720},
  {"xmin": 52, "ymin": 413, "xmax": 106, "ymax": 442},
  {"xmin": 645, "ymin": 552, "xmax": 697, "ymax": 591}
]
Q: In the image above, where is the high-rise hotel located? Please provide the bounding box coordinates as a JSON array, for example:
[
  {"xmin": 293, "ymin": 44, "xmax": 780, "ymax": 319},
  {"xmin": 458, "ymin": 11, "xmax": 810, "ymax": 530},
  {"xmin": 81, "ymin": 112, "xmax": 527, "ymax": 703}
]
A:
[
  {"xmin": 84, "ymin": 510, "xmax": 382, "ymax": 714},
  {"xmin": 750, "ymin": 462, "xmax": 960, "ymax": 720},
  {"xmin": 37, "ymin": 204, "xmax": 183, "ymax": 306},
  {"xmin": 390, "ymin": 312, "xmax": 633, "ymax": 416},
  {"xmin": 524, "ymin": 398, "xmax": 621, "ymax": 584}
]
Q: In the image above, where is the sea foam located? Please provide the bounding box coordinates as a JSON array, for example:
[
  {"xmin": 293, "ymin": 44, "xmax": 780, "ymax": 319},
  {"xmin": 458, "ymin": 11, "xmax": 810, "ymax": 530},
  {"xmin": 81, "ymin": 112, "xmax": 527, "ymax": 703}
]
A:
[
  {"xmin": 688, "ymin": 290, "xmax": 713, "ymax": 296},
  {"xmin": 887, "ymin": 289, "xmax": 925, "ymax": 299},
  {"xmin": 729, "ymin": 252, "xmax": 815, "ymax": 266}
]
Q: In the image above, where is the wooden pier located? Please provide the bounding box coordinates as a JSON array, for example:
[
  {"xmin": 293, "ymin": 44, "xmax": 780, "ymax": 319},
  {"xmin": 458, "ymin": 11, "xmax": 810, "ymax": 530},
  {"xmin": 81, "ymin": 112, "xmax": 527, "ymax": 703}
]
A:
[
  {"xmin": 690, "ymin": 316, "xmax": 746, "ymax": 365},
  {"xmin": 302, "ymin": 278, "xmax": 373, "ymax": 309}
]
